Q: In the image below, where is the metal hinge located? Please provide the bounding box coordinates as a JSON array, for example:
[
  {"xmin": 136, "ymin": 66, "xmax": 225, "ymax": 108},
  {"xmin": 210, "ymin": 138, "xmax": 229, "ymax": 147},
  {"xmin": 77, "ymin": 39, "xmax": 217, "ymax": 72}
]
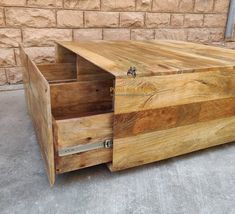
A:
[{"xmin": 58, "ymin": 139, "xmax": 113, "ymax": 157}]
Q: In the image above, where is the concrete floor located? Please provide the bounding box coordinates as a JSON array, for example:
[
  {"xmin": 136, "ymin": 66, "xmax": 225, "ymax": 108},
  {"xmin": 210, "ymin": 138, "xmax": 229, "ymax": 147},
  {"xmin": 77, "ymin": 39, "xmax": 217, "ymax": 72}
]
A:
[{"xmin": 0, "ymin": 90, "xmax": 235, "ymax": 214}]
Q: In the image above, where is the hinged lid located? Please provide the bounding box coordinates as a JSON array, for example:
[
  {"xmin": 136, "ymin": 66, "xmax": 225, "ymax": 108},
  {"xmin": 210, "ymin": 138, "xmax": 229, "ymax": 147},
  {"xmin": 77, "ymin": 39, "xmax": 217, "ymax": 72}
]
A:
[{"xmin": 57, "ymin": 40, "xmax": 235, "ymax": 79}]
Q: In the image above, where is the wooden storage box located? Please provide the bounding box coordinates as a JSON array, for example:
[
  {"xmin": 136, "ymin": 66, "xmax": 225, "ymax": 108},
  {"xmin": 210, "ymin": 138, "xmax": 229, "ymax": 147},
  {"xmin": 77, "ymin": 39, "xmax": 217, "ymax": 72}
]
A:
[{"xmin": 20, "ymin": 40, "xmax": 235, "ymax": 185}]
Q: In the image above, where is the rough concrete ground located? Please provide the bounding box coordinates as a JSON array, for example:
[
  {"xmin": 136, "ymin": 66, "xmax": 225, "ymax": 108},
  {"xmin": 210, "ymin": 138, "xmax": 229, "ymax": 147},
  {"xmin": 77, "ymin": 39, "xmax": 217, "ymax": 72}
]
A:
[{"xmin": 0, "ymin": 90, "xmax": 235, "ymax": 214}]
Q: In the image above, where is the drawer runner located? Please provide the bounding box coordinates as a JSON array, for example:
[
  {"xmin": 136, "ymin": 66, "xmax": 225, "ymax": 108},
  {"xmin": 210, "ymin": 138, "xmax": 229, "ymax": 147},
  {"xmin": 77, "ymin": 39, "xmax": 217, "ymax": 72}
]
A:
[{"xmin": 58, "ymin": 139, "xmax": 113, "ymax": 157}]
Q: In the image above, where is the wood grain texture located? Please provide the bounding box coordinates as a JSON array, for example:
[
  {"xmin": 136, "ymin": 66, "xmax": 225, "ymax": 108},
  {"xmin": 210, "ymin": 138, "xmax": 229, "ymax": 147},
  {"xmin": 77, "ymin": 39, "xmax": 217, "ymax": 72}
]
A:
[
  {"xmin": 76, "ymin": 55, "xmax": 114, "ymax": 81},
  {"xmin": 19, "ymin": 44, "xmax": 31, "ymax": 115},
  {"xmin": 112, "ymin": 117, "xmax": 235, "ymax": 171},
  {"xmin": 27, "ymin": 58, "xmax": 55, "ymax": 186},
  {"xmin": 57, "ymin": 40, "xmax": 235, "ymax": 78},
  {"xmin": 20, "ymin": 40, "xmax": 235, "ymax": 183},
  {"xmin": 77, "ymin": 55, "xmax": 110, "ymax": 75},
  {"xmin": 37, "ymin": 63, "xmax": 77, "ymax": 82},
  {"xmin": 52, "ymin": 101, "xmax": 113, "ymax": 120},
  {"xmin": 155, "ymin": 40, "xmax": 235, "ymax": 62},
  {"xmin": 114, "ymin": 68, "xmax": 235, "ymax": 114},
  {"xmin": 54, "ymin": 113, "xmax": 113, "ymax": 150},
  {"xmin": 56, "ymin": 43, "xmax": 77, "ymax": 63},
  {"xmin": 56, "ymin": 148, "xmax": 112, "ymax": 174},
  {"xmin": 114, "ymin": 97, "xmax": 235, "ymax": 138},
  {"xmin": 53, "ymin": 112, "xmax": 113, "ymax": 174},
  {"xmin": 50, "ymin": 80, "xmax": 113, "ymax": 119}
]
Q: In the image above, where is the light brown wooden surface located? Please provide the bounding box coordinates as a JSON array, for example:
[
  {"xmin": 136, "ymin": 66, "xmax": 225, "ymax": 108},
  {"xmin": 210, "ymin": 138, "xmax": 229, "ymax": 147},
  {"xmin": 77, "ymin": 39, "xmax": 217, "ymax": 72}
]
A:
[
  {"xmin": 56, "ymin": 148, "xmax": 112, "ymax": 174},
  {"xmin": 56, "ymin": 43, "xmax": 76, "ymax": 63},
  {"xmin": 37, "ymin": 63, "xmax": 77, "ymax": 82},
  {"xmin": 19, "ymin": 44, "xmax": 31, "ymax": 114},
  {"xmin": 112, "ymin": 117, "xmax": 235, "ymax": 171},
  {"xmin": 114, "ymin": 68, "xmax": 235, "ymax": 114},
  {"xmin": 54, "ymin": 113, "xmax": 113, "ymax": 173},
  {"xmin": 57, "ymin": 40, "xmax": 235, "ymax": 78},
  {"xmin": 50, "ymin": 80, "xmax": 113, "ymax": 119},
  {"xmin": 54, "ymin": 113, "xmax": 113, "ymax": 150},
  {"xmin": 27, "ymin": 58, "xmax": 55, "ymax": 186},
  {"xmin": 114, "ymin": 97, "xmax": 235, "ymax": 139}
]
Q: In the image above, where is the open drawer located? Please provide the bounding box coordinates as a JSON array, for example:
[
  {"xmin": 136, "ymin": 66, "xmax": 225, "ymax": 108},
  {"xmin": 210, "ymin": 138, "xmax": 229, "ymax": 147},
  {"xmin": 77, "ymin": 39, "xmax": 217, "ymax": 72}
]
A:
[
  {"xmin": 19, "ymin": 44, "xmax": 115, "ymax": 185},
  {"xmin": 50, "ymin": 79, "xmax": 114, "ymax": 174}
]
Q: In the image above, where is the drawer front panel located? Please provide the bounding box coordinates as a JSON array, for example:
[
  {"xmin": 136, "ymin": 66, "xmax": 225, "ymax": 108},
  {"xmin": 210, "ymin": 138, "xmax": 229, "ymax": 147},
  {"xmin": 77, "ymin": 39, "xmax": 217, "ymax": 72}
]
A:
[
  {"xmin": 53, "ymin": 113, "xmax": 113, "ymax": 173},
  {"xmin": 56, "ymin": 149, "xmax": 112, "ymax": 174}
]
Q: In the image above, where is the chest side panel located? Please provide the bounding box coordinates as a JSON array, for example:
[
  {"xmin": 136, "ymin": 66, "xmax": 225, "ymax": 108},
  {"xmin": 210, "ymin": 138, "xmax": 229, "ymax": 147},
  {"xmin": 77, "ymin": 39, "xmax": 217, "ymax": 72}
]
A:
[
  {"xmin": 112, "ymin": 68, "xmax": 235, "ymax": 170},
  {"xmin": 19, "ymin": 45, "xmax": 31, "ymax": 115},
  {"xmin": 27, "ymin": 59, "xmax": 55, "ymax": 185}
]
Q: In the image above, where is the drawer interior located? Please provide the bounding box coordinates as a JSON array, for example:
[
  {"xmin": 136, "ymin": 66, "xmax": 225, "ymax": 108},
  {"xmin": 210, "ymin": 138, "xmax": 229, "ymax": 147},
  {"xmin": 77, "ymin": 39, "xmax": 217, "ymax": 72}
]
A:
[
  {"xmin": 35, "ymin": 53, "xmax": 115, "ymax": 173},
  {"xmin": 50, "ymin": 78, "xmax": 114, "ymax": 120},
  {"xmin": 37, "ymin": 63, "xmax": 77, "ymax": 83},
  {"xmin": 36, "ymin": 54, "xmax": 115, "ymax": 120}
]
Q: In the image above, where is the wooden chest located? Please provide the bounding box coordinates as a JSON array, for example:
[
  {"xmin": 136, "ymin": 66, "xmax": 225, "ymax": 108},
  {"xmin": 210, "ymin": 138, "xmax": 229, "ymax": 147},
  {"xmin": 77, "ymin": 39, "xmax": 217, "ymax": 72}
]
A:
[{"xmin": 20, "ymin": 40, "xmax": 235, "ymax": 185}]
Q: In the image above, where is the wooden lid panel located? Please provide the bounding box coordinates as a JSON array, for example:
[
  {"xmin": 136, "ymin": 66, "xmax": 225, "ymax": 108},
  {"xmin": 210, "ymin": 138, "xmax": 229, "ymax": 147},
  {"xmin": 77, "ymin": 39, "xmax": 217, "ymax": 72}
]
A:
[{"xmin": 57, "ymin": 40, "xmax": 235, "ymax": 78}]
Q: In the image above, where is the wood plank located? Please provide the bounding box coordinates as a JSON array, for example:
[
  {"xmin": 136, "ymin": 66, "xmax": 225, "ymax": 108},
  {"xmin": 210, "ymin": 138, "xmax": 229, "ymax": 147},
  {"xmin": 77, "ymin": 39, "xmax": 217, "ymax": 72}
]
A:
[
  {"xmin": 151, "ymin": 40, "xmax": 235, "ymax": 63},
  {"xmin": 77, "ymin": 55, "xmax": 109, "ymax": 75},
  {"xmin": 112, "ymin": 116, "xmax": 235, "ymax": 171},
  {"xmin": 48, "ymin": 79, "xmax": 77, "ymax": 84},
  {"xmin": 56, "ymin": 43, "xmax": 77, "ymax": 63},
  {"xmin": 19, "ymin": 44, "xmax": 31, "ymax": 114},
  {"xmin": 114, "ymin": 97, "xmax": 235, "ymax": 138},
  {"xmin": 57, "ymin": 41, "xmax": 235, "ymax": 78},
  {"xmin": 77, "ymin": 55, "xmax": 114, "ymax": 81},
  {"xmin": 27, "ymin": 58, "xmax": 55, "ymax": 186},
  {"xmin": 135, "ymin": 40, "xmax": 234, "ymax": 65},
  {"xmin": 76, "ymin": 73, "xmax": 114, "ymax": 82},
  {"xmin": 54, "ymin": 113, "xmax": 113, "ymax": 150},
  {"xmin": 160, "ymin": 40, "xmax": 235, "ymax": 59},
  {"xmin": 56, "ymin": 148, "xmax": 112, "ymax": 174},
  {"xmin": 52, "ymin": 101, "xmax": 113, "ymax": 120},
  {"xmin": 50, "ymin": 80, "xmax": 113, "ymax": 118},
  {"xmin": 114, "ymin": 68, "xmax": 235, "ymax": 114},
  {"xmin": 37, "ymin": 63, "xmax": 77, "ymax": 81}
]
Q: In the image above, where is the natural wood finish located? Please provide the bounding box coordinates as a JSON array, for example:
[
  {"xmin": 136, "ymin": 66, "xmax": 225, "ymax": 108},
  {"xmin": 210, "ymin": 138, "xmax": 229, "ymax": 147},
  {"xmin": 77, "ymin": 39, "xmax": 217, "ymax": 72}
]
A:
[
  {"xmin": 77, "ymin": 55, "xmax": 109, "ymax": 75},
  {"xmin": 114, "ymin": 97, "xmax": 235, "ymax": 138},
  {"xmin": 57, "ymin": 40, "xmax": 235, "ymax": 78},
  {"xmin": 56, "ymin": 148, "xmax": 112, "ymax": 174},
  {"xmin": 76, "ymin": 55, "xmax": 114, "ymax": 81},
  {"xmin": 21, "ymin": 41, "xmax": 235, "ymax": 185},
  {"xmin": 54, "ymin": 113, "xmax": 113, "ymax": 174},
  {"xmin": 54, "ymin": 113, "xmax": 113, "ymax": 150},
  {"xmin": 27, "ymin": 58, "xmax": 55, "ymax": 186},
  {"xmin": 52, "ymin": 101, "xmax": 113, "ymax": 120},
  {"xmin": 154, "ymin": 40, "xmax": 235, "ymax": 62},
  {"xmin": 19, "ymin": 44, "xmax": 31, "ymax": 114},
  {"xmin": 50, "ymin": 80, "xmax": 113, "ymax": 119},
  {"xmin": 114, "ymin": 68, "xmax": 235, "ymax": 114},
  {"xmin": 111, "ymin": 117, "xmax": 235, "ymax": 171},
  {"xmin": 37, "ymin": 63, "xmax": 76, "ymax": 82},
  {"xmin": 56, "ymin": 43, "xmax": 77, "ymax": 63},
  {"xmin": 76, "ymin": 73, "xmax": 114, "ymax": 82}
]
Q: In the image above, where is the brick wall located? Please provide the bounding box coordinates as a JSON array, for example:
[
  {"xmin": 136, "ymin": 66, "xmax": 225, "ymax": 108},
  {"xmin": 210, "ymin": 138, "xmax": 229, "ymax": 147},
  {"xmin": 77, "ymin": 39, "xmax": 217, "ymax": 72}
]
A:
[{"xmin": 0, "ymin": 0, "xmax": 231, "ymax": 86}]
